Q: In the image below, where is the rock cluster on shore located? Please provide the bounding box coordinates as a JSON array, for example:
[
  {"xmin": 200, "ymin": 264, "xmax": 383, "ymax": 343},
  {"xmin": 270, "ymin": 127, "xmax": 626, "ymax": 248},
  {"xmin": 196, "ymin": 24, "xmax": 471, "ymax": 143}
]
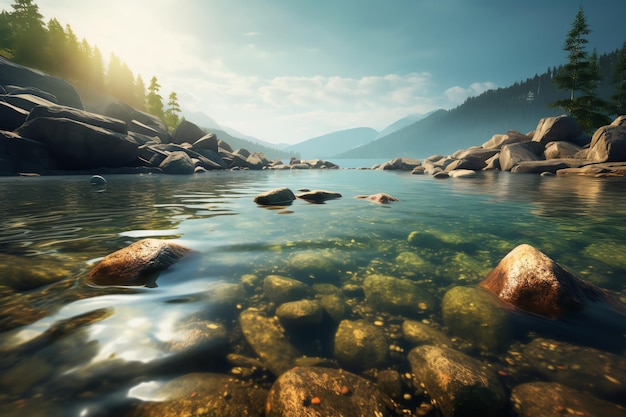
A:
[
  {"xmin": 0, "ymin": 59, "xmax": 337, "ymax": 176},
  {"xmin": 373, "ymin": 114, "xmax": 626, "ymax": 178}
]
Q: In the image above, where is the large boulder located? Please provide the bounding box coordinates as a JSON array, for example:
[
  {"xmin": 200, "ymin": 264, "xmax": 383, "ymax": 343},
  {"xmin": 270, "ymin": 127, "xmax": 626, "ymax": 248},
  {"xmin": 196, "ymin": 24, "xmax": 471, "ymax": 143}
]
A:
[
  {"xmin": 16, "ymin": 117, "xmax": 139, "ymax": 170},
  {"xmin": 585, "ymin": 124, "xmax": 626, "ymax": 162},
  {"xmin": 544, "ymin": 141, "xmax": 583, "ymax": 159},
  {"xmin": 266, "ymin": 366, "xmax": 396, "ymax": 417},
  {"xmin": 27, "ymin": 104, "xmax": 127, "ymax": 134},
  {"xmin": 1, "ymin": 93, "xmax": 57, "ymax": 111},
  {"xmin": 159, "ymin": 151, "xmax": 195, "ymax": 174},
  {"xmin": 104, "ymin": 101, "xmax": 169, "ymax": 138},
  {"xmin": 0, "ymin": 56, "xmax": 83, "ymax": 109},
  {"xmin": 191, "ymin": 132, "xmax": 219, "ymax": 153},
  {"xmin": 171, "ymin": 119, "xmax": 206, "ymax": 145},
  {"xmin": 479, "ymin": 244, "xmax": 608, "ymax": 318},
  {"xmin": 408, "ymin": 345, "xmax": 506, "ymax": 417},
  {"xmin": 499, "ymin": 141, "xmax": 544, "ymax": 171},
  {"xmin": 0, "ymin": 101, "xmax": 29, "ymax": 131},
  {"xmin": 0, "ymin": 131, "xmax": 56, "ymax": 175},
  {"xmin": 87, "ymin": 238, "xmax": 192, "ymax": 286},
  {"xmin": 532, "ymin": 115, "xmax": 589, "ymax": 147},
  {"xmin": 127, "ymin": 119, "xmax": 167, "ymax": 142},
  {"xmin": 511, "ymin": 158, "xmax": 589, "ymax": 174}
]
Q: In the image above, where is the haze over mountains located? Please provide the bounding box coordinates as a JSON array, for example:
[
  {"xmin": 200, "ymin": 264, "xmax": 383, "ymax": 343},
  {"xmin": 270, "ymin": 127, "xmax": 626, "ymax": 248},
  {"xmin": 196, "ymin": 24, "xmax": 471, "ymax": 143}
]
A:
[{"xmin": 185, "ymin": 50, "xmax": 619, "ymax": 161}]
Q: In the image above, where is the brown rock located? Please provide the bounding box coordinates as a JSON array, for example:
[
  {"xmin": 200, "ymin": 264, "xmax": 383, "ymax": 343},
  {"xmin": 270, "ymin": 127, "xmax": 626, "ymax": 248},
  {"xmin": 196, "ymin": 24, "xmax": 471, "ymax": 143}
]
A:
[
  {"xmin": 88, "ymin": 238, "xmax": 192, "ymax": 286},
  {"xmin": 354, "ymin": 193, "xmax": 399, "ymax": 203},
  {"xmin": 499, "ymin": 141, "xmax": 544, "ymax": 171},
  {"xmin": 544, "ymin": 141, "xmax": 583, "ymax": 159},
  {"xmin": 296, "ymin": 190, "xmax": 342, "ymax": 203},
  {"xmin": 253, "ymin": 187, "xmax": 296, "ymax": 205},
  {"xmin": 479, "ymin": 244, "xmax": 608, "ymax": 318},
  {"xmin": 586, "ymin": 124, "xmax": 626, "ymax": 162},
  {"xmin": 532, "ymin": 115, "xmax": 589, "ymax": 147}
]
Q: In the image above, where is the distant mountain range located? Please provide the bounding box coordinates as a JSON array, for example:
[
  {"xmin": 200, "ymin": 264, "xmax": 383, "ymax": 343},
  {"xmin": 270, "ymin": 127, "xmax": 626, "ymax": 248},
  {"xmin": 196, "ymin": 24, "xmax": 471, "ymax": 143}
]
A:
[{"xmin": 185, "ymin": 50, "xmax": 619, "ymax": 161}]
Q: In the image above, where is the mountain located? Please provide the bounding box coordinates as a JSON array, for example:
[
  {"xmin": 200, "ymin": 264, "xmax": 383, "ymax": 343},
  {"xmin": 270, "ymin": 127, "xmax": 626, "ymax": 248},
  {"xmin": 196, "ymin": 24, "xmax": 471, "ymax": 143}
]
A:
[
  {"xmin": 284, "ymin": 127, "xmax": 378, "ymax": 159},
  {"xmin": 374, "ymin": 112, "xmax": 432, "ymax": 140},
  {"xmin": 338, "ymin": 51, "xmax": 620, "ymax": 159}
]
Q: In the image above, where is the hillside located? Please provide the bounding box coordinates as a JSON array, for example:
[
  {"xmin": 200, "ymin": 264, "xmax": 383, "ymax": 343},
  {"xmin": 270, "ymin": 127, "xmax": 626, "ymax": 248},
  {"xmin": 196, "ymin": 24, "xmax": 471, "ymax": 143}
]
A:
[
  {"xmin": 338, "ymin": 51, "xmax": 620, "ymax": 159},
  {"xmin": 284, "ymin": 127, "xmax": 378, "ymax": 159}
]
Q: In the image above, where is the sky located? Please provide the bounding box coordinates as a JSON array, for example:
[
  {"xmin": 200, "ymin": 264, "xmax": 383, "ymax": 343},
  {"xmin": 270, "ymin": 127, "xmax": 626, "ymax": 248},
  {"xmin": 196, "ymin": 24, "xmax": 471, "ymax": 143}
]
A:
[{"xmin": 2, "ymin": 0, "xmax": 626, "ymax": 144}]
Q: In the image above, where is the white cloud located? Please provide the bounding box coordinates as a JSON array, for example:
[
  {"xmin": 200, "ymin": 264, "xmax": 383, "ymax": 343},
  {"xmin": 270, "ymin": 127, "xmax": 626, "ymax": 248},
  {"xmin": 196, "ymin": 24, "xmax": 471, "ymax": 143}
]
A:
[{"xmin": 444, "ymin": 82, "xmax": 498, "ymax": 103}]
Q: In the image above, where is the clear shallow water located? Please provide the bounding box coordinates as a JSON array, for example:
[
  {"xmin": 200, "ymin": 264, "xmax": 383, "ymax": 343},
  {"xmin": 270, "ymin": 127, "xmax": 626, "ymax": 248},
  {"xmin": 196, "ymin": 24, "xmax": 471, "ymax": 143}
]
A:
[{"xmin": 0, "ymin": 170, "xmax": 625, "ymax": 415}]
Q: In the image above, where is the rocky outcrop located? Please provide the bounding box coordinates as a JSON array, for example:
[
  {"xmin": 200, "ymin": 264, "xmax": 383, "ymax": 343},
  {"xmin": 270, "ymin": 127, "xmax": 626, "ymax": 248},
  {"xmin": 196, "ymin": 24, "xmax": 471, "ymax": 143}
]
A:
[
  {"xmin": 479, "ymin": 244, "xmax": 609, "ymax": 318},
  {"xmin": 87, "ymin": 238, "xmax": 192, "ymax": 286}
]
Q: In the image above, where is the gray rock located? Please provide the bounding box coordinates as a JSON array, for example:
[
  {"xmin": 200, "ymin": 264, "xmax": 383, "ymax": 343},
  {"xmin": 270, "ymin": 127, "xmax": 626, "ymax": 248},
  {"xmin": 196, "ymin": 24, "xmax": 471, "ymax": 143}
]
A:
[
  {"xmin": 263, "ymin": 275, "xmax": 313, "ymax": 305},
  {"xmin": 192, "ymin": 132, "xmax": 218, "ymax": 153},
  {"xmin": 408, "ymin": 345, "xmax": 505, "ymax": 417},
  {"xmin": 128, "ymin": 119, "xmax": 168, "ymax": 143},
  {"xmin": 266, "ymin": 366, "xmax": 396, "ymax": 417},
  {"xmin": 532, "ymin": 115, "xmax": 589, "ymax": 147},
  {"xmin": 511, "ymin": 158, "xmax": 589, "ymax": 174},
  {"xmin": 0, "ymin": 100, "xmax": 29, "ymax": 130},
  {"xmin": 170, "ymin": 119, "xmax": 206, "ymax": 145},
  {"xmin": 445, "ymin": 157, "xmax": 486, "ymax": 172},
  {"xmin": 544, "ymin": 141, "xmax": 583, "ymax": 159},
  {"xmin": 253, "ymin": 187, "xmax": 296, "ymax": 205},
  {"xmin": 105, "ymin": 101, "xmax": 169, "ymax": 137},
  {"xmin": 363, "ymin": 274, "xmax": 437, "ymax": 316},
  {"xmin": 132, "ymin": 372, "xmax": 267, "ymax": 417},
  {"xmin": 557, "ymin": 162, "xmax": 626, "ymax": 177},
  {"xmin": 276, "ymin": 299, "xmax": 324, "ymax": 327},
  {"xmin": 523, "ymin": 338, "xmax": 626, "ymax": 403},
  {"xmin": 448, "ymin": 169, "xmax": 477, "ymax": 178},
  {"xmin": 334, "ymin": 319, "xmax": 388, "ymax": 371},
  {"xmin": 441, "ymin": 286, "xmax": 513, "ymax": 352},
  {"xmin": 402, "ymin": 320, "xmax": 452, "ymax": 347},
  {"xmin": 16, "ymin": 117, "xmax": 139, "ymax": 170},
  {"xmin": 499, "ymin": 141, "xmax": 545, "ymax": 171},
  {"xmin": 239, "ymin": 308, "xmax": 301, "ymax": 376},
  {"xmin": 586, "ymin": 124, "xmax": 626, "ymax": 162},
  {"xmin": 159, "ymin": 151, "xmax": 195, "ymax": 175},
  {"xmin": 285, "ymin": 250, "xmax": 342, "ymax": 281},
  {"xmin": 27, "ymin": 104, "xmax": 127, "ymax": 135},
  {"xmin": 512, "ymin": 382, "xmax": 626, "ymax": 417},
  {"xmin": 296, "ymin": 190, "xmax": 342, "ymax": 203},
  {"xmin": 246, "ymin": 152, "xmax": 270, "ymax": 169},
  {"xmin": 481, "ymin": 130, "xmax": 530, "ymax": 149}
]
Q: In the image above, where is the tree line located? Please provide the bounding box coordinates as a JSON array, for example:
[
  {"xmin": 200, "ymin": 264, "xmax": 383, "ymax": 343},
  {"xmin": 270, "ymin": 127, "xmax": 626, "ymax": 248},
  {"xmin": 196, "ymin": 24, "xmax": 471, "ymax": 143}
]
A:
[{"xmin": 0, "ymin": 0, "xmax": 181, "ymax": 130}]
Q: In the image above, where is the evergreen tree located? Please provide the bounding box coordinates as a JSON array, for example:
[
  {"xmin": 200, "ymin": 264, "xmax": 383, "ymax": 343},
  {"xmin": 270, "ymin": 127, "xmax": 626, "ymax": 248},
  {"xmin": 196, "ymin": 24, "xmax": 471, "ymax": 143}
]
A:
[
  {"xmin": 146, "ymin": 76, "xmax": 165, "ymax": 121},
  {"xmin": 134, "ymin": 75, "xmax": 147, "ymax": 111},
  {"xmin": 164, "ymin": 91, "xmax": 182, "ymax": 130},
  {"xmin": 551, "ymin": 6, "xmax": 610, "ymax": 132},
  {"xmin": 45, "ymin": 18, "xmax": 65, "ymax": 75},
  {"xmin": 8, "ymin": 0, "xmax": 47, "ymax": 68},
  {"xmin": 0, "ymin": 11, "xmax": 11, "ymax": 58},
  {"xmin": 611, "ymin": 40, "xmax": 626, "ymax": 116}
]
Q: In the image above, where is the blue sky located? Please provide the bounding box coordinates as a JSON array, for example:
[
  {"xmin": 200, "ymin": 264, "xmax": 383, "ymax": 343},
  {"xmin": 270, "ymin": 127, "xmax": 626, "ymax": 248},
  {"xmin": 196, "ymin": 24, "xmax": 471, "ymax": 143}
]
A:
[{"xmin": 2, "ymin": 0, "xmax": 625, "ymax": 143}]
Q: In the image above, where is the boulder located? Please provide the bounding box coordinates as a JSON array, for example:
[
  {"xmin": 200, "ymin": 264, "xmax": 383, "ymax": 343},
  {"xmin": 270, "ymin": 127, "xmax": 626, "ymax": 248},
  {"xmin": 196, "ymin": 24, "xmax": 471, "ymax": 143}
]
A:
[
  {"xmin": 402, "ymin": 320, "xmax": 452, "ymax": 347},
  {"xmin": 445, "ymin": 157, "xmax": 486, "ymax": 172},
  {"xmin": 266, "ymin": 366, "xmax": 395, "ymax": 417},
  {"xmin": 319, "ymin": 294, "xmax": 348, "ymax": 323},
  {"xmin": 239, "ymin": 308, "xmax": 301, "ymax": 376},
  {"xmin": 263, "ymin": 275, "xmax": 313, "ymax": 305},
  {"xmin": 408, "ymin": 345, "xmax": 505, "ymax": 417},
  {"xmin": 511, "ymin": 158, "xmax": 589, "ymax": 174},
  {"xmin": 191, "ymin": 132, "xmax": 218, "ymax": 153},
  {"xmin": 27, "ymin": 104, "xmax": 128, "ymax": 134},
  {"xmin": 128, "ymin": 119, "xmax": 167, "ymax": 143},
  {"xmin": 481, "ymin": 130, "xmax": 530, "ymax": 149},
  {"xmin": 159, "ymin": 151, "xmax": 195, "ymax": 175},
  {"xmin": 172, "ymin": 120, "xmax": 207, "ymax": 144},
  {"xmin": 16, "ymin": 117, "xmax": 139, "ymax": 170},
  {"xmin": 333, "ymin": 319, "xmax": 388, "ymax": 371},
  {"xmin": 454, "ymin": 147, "xmax": 500, "ymax": 161},
  {"xmin": 296, "ymin": 190, "xmax": 342, "ymax": 203},
  {"xmin": 1, "ymin": 93, "xmax": 57, "ymax": 111},
  {"xmin": 532, "ymin": 115, "xmax": 589, "ymax": 146},
  {"xmin": 194, "ymin": 148, "xmax": 228, "ymax": 169},
  {"xmin": 499, "ymin": 141, "xmax": 545, "ymax": 171},
  {"xmin": 285, "ymin": 250, "xmax": 343, "ymax": 281},
  {"xmin": 442, "ymin": 286, "xmax": 513, "ymax": 352},
  {"xmin": 132, "ymin": 373, "xmax": 267, "ymax": 417},
  {"xmin": 512, "ymin": 382, "xmax": 626, "ymax": 417},
  {"xmin": 354, "ymin": 193, "xmax": 399, "ymax": 203},
  {"xmin": 0, "ymin": 56, "xmax": 83, "ymax": 108},
  {"xmin": 0, "ymin": 101, "xmax": 29, "ymax": 131},
  {"xmin": 363, "ymin": 274, "xmax": 436, "ymax": 316},
  {"xmin": 523, "ymin": 338, "xmax": 626, "ymax": 403},
  {"xmin": 544, "ymin": 141, "xmax": 583, "ymax": 159},
  {"xmin": 3, "ymin": 84, "xmax": 58, "ymax": 103},
  {"xmin": 479, "ymin": 244, "xmax": 609, "ymax": 318},
  {"xmin": 557, "ymin": 162, "xmax": 626, "ymax": 177},
  {"xmin": 105, "ymin": 101, "xmax": 169, "ymax": 136},
  {"xmin": 611, "ymin": 115, "xmax": 626, "ymax": 126},
  {"xmin": 585, "ymin": 124, "xmax": 626, "ymax": 162},
  {"xmin": 276, "ymin": 299, "xmax": 324, "ymax": 327},
  {"xmin": 87, "ymin": 238, "xmax": 192, "ymax": 286},
  {"xmin": 448, "ymin": 169, "xmax": 477, "ymax": 178},
  {"xmin": 246, "ymin": 152, "xmax": 270, "ymax": 170},
  {"xmin": 253, "ymin": 187, "xmax": 296, "ymax": 205},
  {"xmin": 217, "ymin": 139, "xmax": 232, "ymax": 152},
  {"xmin": 0, "ymin": 131, "xmax": 56, "ymax": 175}
]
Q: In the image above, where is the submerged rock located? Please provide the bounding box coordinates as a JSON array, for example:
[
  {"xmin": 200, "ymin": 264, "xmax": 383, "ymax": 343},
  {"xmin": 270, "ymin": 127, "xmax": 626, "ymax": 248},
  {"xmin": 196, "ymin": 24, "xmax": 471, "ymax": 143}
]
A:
[
  {"xmin": 263, "ymin": 275, "xmax": 313, "ymax": 305},
  {"xmin": 512, "ymin": 381, "xmax": 626, "ymax": 417},
  {"xmin": 266, "ymin": 366, "xmax": 396, "ymax": 417},
  {"xmin": 363, "ymin": 274, "xmax": 436, "ymax": 316},
  {"xmin": 253, "ymin": 187, "xmax": 296, "ymax": 205},
  {"xmin": 276, "ymin": 299, "xmax": 324, "ymax": 327},
  {"xmin": 132, "ymin": 372, "xmax": 268, "ymax": 417},
  {"xmin": 354, "ymin": 193, "xmax": 399, "ymax": 203},
  {"xmin": 87, "ymin": 238, "xmax": 192, "ymax": 286},
  {"xmin": 402, "ymin": 320, "xmax": 452, "ymax": 347},
  {"xmin": 239, "ymin": 308, "xmax": 301, "ymax": 376},
  {"xmin": 441, "ymin": 286, "xmax": 513, "ymax": 352},
  {"xmin": 333, "ymin": 319, "xmax": 388, "ymax": 372},
  {"xmin": 408, "ymin": 344, "xmax": 505, "ymax": 417},
  {"xmin": 479, "ymin": 244, "xmax": 609, "ymax": 318}
]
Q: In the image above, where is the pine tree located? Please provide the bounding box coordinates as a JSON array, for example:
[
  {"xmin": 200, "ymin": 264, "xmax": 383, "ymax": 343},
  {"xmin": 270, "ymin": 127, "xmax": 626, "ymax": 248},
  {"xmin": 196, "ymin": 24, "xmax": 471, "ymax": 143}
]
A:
[
  {"xmin": 611, "ymin": 40, "xmax": 626, "ymax": 116},
  {"xmin": 134, "ymin": 74, "xmax": 146, "ymax": 111},
  {"xmin": 164, "ymin": 91, "xmax": 182, "ymax": 130},
  {"xmin": 8, "ymin": 0, "xmax": 47, "ymax": 68},
  {"xmin": 146, "ymin": 76, "xmax": 165, "ymax": 121},
  {"xmin": 551, "ymin": 6, "xmax": 610, "ymax": 132}
]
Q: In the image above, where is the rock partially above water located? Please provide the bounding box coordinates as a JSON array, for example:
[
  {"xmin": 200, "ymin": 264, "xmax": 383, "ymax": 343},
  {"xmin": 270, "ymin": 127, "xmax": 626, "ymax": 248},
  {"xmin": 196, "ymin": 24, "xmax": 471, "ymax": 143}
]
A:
[
  {"xmin": 479, "ymin": 244, "xmax": 608, "ymax": 318},
  {"xmin": 253, "ymin": 187, "xmax": 296, "ymax": 205},
  {"xmin": 354, "ymin": 193, "xmax": 400, "ymax": 203},
  {"xmin": 87, "ymin": 238, "xmax": 192, "ymax": 286},
  {"xmin": 296, "ymin": 189, "xmax": 342, "ymax": 203}
]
